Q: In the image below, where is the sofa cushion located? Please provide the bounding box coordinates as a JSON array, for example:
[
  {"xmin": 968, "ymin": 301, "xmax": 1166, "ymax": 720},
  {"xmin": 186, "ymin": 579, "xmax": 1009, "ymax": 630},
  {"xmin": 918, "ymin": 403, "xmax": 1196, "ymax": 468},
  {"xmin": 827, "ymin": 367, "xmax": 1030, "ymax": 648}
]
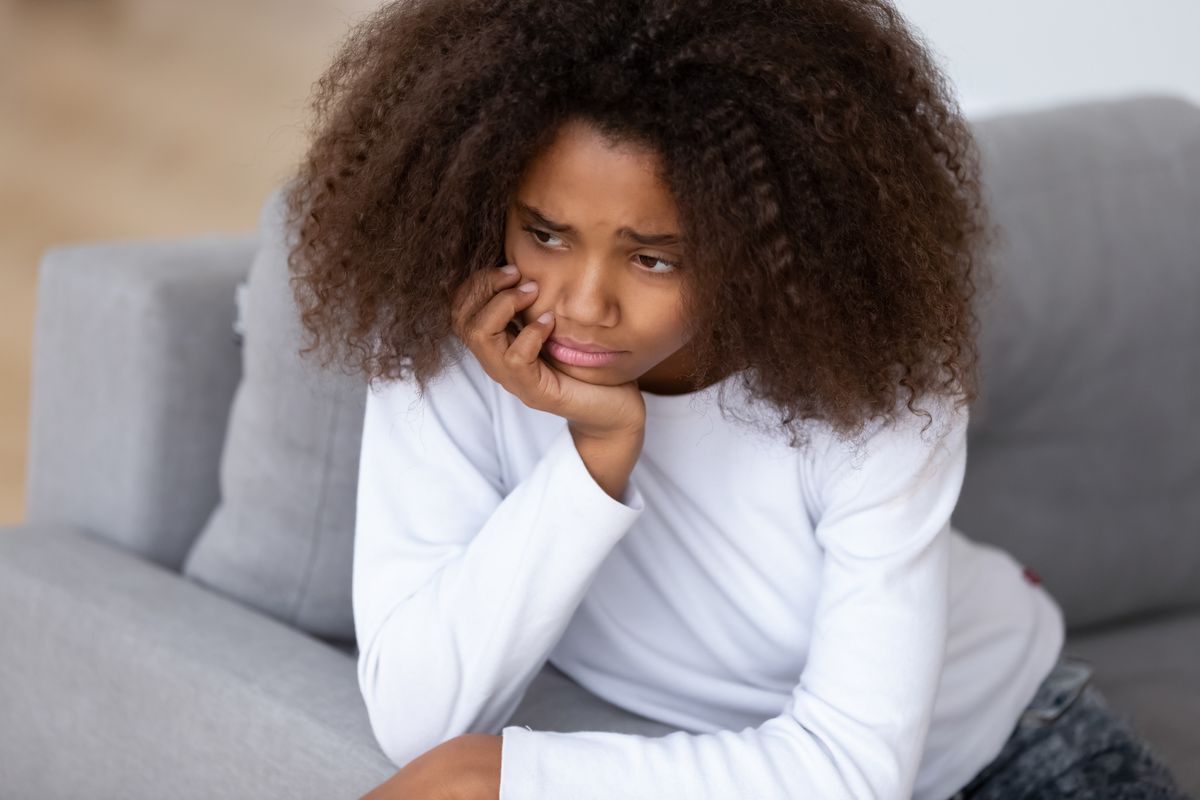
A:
[
  {"xmin": 950, "ymin": 95, "xmax": 1200, "ymax": 630},
  {"xmin": 1063, "ymin": 607, "xmax": 1200, "ymax": 794},
  {"xmin": 0, "ymin": 522, "xmax": 391, "ymax": 797},
  {"xmin": 182, "ymin": 182, "xmax": 366, "ymax": 645}
]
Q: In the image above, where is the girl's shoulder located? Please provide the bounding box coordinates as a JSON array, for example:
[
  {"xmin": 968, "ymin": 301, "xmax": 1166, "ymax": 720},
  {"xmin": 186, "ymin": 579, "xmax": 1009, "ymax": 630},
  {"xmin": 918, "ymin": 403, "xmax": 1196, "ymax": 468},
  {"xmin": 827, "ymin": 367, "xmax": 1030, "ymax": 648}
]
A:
[{"xmin": 368, "ymin": 337, "xmax": 499, "ymax": 423}]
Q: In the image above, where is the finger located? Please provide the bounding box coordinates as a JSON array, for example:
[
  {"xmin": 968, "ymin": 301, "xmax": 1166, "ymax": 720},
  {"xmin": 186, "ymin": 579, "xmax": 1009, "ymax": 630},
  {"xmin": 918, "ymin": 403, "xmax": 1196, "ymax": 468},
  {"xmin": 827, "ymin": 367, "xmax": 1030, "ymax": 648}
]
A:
[
  {"xmin": 500, "ymin": 308, "xmax": 559, "ymax": 406},
  {"xmin": 469, "ymin": 279, "xmax": 540, "ymax": 355},
  {"xmin": 504, "ymin": 308, "xmax": 554, "ymax": 369},
  {"xmin": 451, "ymin": 264, "xmax": 521, "ymax": 339},
  {"xmin": 451, "ymin": 264, "xmax": 520, "ymax": 337}
]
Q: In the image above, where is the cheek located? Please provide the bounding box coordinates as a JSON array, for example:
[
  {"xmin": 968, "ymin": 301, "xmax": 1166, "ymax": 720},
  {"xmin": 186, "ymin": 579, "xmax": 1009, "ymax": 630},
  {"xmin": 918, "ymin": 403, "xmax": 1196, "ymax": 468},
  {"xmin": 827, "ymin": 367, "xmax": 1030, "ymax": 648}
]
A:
[
  {"xmin": 507, "ymin": 236, "xmax": 545, "ymax": 272},
  {"xmin": 503, "ymin": 221, "xmax": 527, "ymax": 263},
  {"xmin": 502, "ymin": 230, "xmax": 518, "ymax": 263},
  {"xmin": 635, "ymin": 309, "xmax": 690, "ymax": 352},
  {"xmin": 648, "ymin": 297, "xmax": 689, "ymax": 339}
]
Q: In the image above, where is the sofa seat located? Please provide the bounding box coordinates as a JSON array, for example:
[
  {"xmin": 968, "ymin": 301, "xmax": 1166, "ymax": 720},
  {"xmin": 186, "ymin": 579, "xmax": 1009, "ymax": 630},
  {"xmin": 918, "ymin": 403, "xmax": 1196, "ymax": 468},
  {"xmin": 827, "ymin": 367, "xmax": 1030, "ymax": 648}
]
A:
[
  {"xmin": 0, "ymin": 523, "xmax": 394, "ymax": 798},
  {"xmin": 1064, "ymin": 608, "xmax": 1200, "ymax": 791}
]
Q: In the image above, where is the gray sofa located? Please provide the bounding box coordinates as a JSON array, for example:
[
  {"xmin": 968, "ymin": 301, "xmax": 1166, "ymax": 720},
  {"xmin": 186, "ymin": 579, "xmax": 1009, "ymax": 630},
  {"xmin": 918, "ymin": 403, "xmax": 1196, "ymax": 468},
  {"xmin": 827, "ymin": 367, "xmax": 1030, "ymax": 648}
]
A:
[{"xmin": 2, "ymin": 93, "xmax": 1197, "ymax": 798}]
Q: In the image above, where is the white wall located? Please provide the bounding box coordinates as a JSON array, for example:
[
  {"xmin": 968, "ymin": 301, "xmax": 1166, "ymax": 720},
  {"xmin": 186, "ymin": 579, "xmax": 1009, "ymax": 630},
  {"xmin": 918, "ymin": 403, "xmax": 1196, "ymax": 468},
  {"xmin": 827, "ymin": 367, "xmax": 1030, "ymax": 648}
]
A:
[{"xmin": 895, "ymin": 1, "xmax": 1200, "ymax": 118}]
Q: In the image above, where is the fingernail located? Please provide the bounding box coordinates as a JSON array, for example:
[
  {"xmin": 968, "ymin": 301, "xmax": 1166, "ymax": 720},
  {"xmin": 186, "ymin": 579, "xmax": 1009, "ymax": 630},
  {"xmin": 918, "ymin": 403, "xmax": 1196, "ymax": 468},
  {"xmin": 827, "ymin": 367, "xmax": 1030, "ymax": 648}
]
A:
[
  {"xmin": 501, "ymin": 264, "xmax": 518, "ymax": 275},
  {"xmin": 537, "ymin": 310, "xmax": 553, "ymax": 323},
  {"xmin": 518, "ymin": 281, "xmax": 538, "ymax": 293}
]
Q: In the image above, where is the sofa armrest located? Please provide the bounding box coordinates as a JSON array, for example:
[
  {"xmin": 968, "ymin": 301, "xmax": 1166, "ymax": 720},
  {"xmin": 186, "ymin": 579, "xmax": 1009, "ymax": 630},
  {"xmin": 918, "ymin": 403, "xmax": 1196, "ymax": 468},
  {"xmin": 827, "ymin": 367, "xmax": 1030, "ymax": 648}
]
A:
[
  {"xmin": 0, "ymin": 522, "xmax": 392, "ymax": 798},
  {"xmin": 24, "ymin": 232, "xmax": 256, "ymax": 568}
]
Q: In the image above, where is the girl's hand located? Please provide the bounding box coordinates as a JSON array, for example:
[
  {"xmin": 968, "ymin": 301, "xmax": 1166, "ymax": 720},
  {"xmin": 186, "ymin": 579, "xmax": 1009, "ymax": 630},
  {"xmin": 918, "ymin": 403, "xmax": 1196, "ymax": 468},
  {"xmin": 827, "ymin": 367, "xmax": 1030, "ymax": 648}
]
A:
[
  {"xmin": 359, "ymin": 735, "xmax": 501, "ymax": 800},
  {"xmin": 450, "ymin": 264, "xmax": 646, "ymax": 439}
]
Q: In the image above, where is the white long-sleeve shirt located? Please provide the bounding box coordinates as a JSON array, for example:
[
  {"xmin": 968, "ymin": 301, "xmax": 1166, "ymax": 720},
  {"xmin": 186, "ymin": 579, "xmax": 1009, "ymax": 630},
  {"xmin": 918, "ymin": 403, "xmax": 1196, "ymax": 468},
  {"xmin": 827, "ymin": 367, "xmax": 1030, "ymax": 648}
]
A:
[{"xmin": 353, "ymin": 340, "xmax": 1065, "ymax": 800}]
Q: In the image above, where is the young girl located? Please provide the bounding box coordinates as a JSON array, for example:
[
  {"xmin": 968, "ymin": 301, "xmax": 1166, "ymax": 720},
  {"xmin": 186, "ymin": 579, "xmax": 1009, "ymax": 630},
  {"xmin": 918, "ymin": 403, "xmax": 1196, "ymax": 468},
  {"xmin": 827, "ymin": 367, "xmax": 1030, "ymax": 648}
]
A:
[{"xmin": 283, "ymin": 0, "xmax": 1188, "ymax": 797}]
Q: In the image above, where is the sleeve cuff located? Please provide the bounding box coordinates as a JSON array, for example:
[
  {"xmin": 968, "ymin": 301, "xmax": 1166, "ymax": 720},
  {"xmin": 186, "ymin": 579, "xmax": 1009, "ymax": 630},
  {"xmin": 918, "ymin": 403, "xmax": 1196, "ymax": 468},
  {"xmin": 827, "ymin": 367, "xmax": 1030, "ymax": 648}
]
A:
[{"xmin": 498, "ymin": 725, "xmax": 534, "ymax": 799}]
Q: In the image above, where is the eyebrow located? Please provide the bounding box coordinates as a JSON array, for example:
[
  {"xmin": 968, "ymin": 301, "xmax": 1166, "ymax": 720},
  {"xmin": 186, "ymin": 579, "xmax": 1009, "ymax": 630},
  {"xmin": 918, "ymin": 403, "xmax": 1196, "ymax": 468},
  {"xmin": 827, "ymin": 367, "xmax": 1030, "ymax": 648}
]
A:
[{"xmin": 515, "ymin": 200, "xmax": 684, "ymax": 247}]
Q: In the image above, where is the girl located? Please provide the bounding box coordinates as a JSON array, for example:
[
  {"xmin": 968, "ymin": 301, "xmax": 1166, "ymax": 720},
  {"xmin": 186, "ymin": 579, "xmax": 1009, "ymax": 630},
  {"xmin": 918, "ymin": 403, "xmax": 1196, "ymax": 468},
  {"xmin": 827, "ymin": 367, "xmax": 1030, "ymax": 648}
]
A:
[{"xmin": 283, "ymin": 0, "xmax": 1188, "ymax": 797}]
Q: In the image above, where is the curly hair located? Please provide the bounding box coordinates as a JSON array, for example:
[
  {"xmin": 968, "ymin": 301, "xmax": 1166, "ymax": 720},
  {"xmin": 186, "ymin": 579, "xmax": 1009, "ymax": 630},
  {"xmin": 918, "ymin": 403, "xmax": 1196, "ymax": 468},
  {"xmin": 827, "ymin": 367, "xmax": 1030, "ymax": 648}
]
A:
[{"xmin": 284, "ymin": 0, "xmax": 998, "ymax": 450}]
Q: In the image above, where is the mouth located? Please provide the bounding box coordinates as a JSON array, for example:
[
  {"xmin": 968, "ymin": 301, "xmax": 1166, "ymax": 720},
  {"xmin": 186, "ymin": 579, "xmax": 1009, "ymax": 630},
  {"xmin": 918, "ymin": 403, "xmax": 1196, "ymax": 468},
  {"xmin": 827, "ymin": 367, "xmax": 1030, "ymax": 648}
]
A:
[
  {"xmin": 548, "ymin": 335, "xmax": 621, "ymax": 353},
  {"xmin": 542, "ymin": 338, "xmax": 626, "ymax": 367}
]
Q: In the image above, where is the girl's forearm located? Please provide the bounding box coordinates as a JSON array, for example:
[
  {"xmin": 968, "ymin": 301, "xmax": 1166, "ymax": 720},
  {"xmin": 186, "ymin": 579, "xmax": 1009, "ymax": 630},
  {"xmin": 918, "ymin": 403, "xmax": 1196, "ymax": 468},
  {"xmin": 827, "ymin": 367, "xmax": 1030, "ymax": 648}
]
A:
[
  {"xmin": 359, "ymin": 733, "xmax": 502, "ymax": 800},
  {"xmin": 448, "ymin": 733, "xmax": 503, "ymax": 800},
  {"xmin": 570, "ymin": 423, "xmax": 645, "ymax": 503}
]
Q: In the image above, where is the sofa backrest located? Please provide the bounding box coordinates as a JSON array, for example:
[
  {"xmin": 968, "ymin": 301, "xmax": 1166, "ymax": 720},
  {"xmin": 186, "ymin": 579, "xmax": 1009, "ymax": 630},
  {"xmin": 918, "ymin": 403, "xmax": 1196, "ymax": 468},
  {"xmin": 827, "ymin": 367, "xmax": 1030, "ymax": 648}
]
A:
[
  {"xmin": 25, "ymin": 234, "xmax": 256, "ymax": 569},
  {"xmin": 952, "ymin": 94, "xmax": 1200, "ymax": 631},
  {"xmin": 180, "ymin": 94, "xmax": 1200, "ymax": 649}
]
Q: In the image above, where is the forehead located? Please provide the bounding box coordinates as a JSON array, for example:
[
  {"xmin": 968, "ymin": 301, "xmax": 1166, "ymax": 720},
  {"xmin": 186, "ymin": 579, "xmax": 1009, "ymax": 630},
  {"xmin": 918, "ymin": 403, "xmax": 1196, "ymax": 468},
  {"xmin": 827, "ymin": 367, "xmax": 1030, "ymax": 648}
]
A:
[{"xmin": 515, "ymin": 120, "xmax": 679, "ymax": 230}]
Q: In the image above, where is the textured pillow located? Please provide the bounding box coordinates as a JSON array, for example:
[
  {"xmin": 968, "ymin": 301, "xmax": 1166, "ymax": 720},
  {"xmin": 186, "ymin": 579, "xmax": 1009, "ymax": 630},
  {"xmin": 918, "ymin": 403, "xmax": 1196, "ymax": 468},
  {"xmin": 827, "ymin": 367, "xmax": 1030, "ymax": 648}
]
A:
[{"xmin": 183, "ymin": 182, "xmax": 366, "ymax": 648}]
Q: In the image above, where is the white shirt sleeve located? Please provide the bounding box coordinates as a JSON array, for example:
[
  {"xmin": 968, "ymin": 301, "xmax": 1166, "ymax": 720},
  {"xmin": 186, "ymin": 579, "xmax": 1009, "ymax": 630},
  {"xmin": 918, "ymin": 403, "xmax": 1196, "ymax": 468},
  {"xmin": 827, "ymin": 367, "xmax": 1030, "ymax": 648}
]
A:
[
  {"xmin": 353, "ymin": 347, "xmax": 646, "ymax": 769},
  {"xmin": 499, "ymin": 395, "xmax": 969, "ymax": 800}
]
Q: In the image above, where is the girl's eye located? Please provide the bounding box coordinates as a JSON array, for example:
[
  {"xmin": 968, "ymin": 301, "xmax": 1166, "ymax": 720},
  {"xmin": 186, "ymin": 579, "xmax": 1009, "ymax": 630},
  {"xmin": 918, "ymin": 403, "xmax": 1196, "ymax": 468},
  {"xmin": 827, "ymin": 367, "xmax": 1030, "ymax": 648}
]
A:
[
  {"xmin": 634, "ymin": 254, "xmax": 680, "ymax": 277},
  {"xmin": 524, "ymin": 225, "xmax": 563, "ymax": 248},
  {"xmin": 522, "ymin": 224, "xmax": 680, "ymax": 278}
]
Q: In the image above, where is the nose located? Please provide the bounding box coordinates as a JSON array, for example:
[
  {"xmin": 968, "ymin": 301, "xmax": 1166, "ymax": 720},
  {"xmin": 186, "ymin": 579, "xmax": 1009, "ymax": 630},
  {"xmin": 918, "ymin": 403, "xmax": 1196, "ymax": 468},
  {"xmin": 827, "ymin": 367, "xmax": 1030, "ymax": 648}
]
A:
[{"xmin": 549, "ymin": 258, "xmax": 620, "ymax": 329}]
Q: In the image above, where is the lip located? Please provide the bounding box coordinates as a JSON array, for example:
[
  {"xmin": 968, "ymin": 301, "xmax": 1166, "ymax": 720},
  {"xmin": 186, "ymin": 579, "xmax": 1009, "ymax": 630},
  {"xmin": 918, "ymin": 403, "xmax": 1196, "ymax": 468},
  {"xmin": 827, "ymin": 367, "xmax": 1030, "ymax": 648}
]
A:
[
  {"xmin": 543, "ymin": 338, "xmax": 625, "ymax": 368},
  {"xmin": 548, "ymin": 335, "xmax": 621, "ymax": 354}
]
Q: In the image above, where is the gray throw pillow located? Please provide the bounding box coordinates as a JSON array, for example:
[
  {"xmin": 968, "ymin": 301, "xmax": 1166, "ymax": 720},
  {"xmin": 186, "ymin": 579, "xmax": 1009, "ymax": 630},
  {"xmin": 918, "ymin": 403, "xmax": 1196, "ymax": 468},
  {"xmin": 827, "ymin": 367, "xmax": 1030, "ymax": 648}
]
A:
[{"xmin": 183, "ymin": 182, "xmax": 366, "ymax": 648}]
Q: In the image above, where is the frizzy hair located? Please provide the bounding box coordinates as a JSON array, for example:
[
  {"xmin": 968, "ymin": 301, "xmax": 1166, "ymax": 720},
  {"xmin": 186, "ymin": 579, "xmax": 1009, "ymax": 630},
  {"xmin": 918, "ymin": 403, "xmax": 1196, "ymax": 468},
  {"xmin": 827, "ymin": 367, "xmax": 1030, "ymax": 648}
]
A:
[{"xmin": 283, "ymin": 0, "xmax": 998, "ymax": 450}]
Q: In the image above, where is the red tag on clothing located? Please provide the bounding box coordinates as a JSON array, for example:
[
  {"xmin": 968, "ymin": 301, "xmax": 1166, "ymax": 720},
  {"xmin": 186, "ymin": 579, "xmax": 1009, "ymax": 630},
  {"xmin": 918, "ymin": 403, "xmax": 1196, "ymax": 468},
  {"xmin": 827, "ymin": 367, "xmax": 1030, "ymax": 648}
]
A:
[{"xmin": 1022, "ymin": 565, "xmax": 1043, "ymax": 586}]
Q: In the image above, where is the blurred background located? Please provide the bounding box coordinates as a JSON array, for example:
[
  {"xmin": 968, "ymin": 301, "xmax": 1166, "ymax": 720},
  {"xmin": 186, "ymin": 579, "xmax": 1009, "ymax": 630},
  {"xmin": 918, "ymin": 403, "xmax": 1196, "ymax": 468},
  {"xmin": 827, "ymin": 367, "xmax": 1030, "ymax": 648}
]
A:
[{"xmin": 1, "ymin": 0, "xmax": 1198, "ymax": 526}]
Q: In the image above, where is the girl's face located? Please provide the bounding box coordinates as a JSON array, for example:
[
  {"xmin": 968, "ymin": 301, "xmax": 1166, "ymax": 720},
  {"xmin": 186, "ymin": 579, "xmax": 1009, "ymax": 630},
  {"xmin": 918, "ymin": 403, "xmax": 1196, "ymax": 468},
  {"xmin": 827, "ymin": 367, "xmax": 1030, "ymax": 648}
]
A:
[{"xmin": 503, "ymin": 118, "xmax": 709, "ymax": 396}]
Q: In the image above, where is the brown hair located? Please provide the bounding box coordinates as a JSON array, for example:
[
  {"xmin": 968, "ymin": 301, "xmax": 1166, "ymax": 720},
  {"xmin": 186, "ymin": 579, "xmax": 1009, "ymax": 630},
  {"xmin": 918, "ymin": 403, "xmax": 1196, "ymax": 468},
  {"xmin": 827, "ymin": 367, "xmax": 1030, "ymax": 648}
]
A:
[{"xmin": 284, "ymin": 0, "xmax": 998, "ymax": 449}]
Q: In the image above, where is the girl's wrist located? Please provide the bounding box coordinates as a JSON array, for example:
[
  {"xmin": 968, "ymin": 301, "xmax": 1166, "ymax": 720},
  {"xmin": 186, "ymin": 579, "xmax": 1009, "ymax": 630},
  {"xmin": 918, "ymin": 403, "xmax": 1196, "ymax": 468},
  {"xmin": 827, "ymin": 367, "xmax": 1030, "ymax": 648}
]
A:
[{"xmin": 445, "ymin": 733, "xmax": 503, "ymax": 800}]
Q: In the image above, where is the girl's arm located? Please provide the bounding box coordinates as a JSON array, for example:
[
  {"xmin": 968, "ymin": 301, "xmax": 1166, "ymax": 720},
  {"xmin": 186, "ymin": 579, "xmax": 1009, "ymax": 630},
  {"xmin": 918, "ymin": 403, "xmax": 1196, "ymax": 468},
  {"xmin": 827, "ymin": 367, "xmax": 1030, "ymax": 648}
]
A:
[
  {"xmin": 496, "ymin": 396, "xmax": 969, "ymax": 800},
  {"xmin": 358, "ymin": 732, "xmax": 501, "ymax": 800},
  {"xmin": 569, "ymin": 422, "xmax": 644, "ymax": 502},
  {"xmin": 353, "ymin": 350, "xmax": 647, "ymax": 771}
]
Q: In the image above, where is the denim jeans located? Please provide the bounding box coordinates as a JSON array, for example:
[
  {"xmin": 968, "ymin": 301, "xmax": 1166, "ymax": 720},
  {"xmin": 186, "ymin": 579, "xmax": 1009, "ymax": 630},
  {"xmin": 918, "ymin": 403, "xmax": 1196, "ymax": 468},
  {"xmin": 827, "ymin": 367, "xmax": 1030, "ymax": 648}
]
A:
[{"xmin": 948, "ymin": 656, "xmax": 1192, "ymax": 799}]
